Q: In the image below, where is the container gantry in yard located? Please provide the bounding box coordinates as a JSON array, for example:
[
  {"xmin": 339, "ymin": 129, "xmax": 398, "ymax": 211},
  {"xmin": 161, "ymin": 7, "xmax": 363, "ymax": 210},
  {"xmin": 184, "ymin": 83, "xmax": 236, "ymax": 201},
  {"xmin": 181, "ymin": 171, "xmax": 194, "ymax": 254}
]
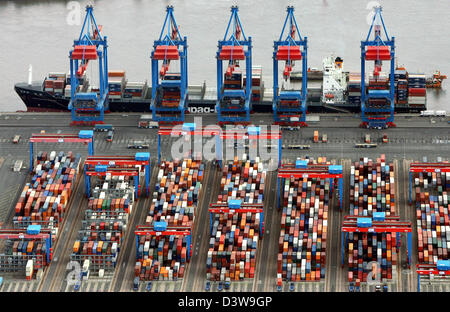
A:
[
  {"xmin": 135, "ymin": 224, "xmax": 193, "ymax": 261},
  {"xmin": 85, "ymin": 166, "xmax": 139, "ymax": 199},
  {"xmin": 0, "ymin": 226, "xmax": 53, "ymax": 275},
  {"xmin": 209, "ymin": 201, "xmax": 265, "ymax": 236},
  {"xmin": 150, "ymin": 6, "xmax": 188, "ymax": 124},
  {"xmin": 341, "ymin": 213, "xmax": 412, "ymax": 269},
  {"xmin": 84, "ymin": 153, "xmax": 151, "ymax": 198},
  {"xmin": 277, "ymin": 160, "xmax": 343, "ymax": 210},
  {"xmin": 360, "ymin": 6, "xmax": 395, "ymax": 129},
  {"xmin": 216, "ymin": 6, "xmax": 252, "ymax": 125},
  {"xmin": 157, "ymin": 123, "xmax": 221, "ymax": 165},
  {"xmin": 273, "ymin": 6, "xmax": 308, "ymax": 126},
  {"xmin": 68, "ymin": 5, "xmax": 108, "ymax": 126},
  {"xmin": 416, "ymin": 261, "xmax": 450, "ymax": 292},
  {"xmin": 29, "ymin": 130, "xmax": 94, "ymax": 172},
  {"xmin": 409, "ymin": 162, "xmax": 450, "ymax": 204}
]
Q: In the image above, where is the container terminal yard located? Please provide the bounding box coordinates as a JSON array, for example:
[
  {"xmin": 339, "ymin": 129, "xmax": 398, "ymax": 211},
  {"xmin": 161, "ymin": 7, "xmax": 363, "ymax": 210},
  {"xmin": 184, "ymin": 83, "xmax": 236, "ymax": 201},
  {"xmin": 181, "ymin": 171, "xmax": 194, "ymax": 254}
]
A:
[
  {"xmin": 0, "ymin": 2, "xmax": 449, "ymax": 294},
  {"xmin": 0, "ymin": 112, "xmax": 448, "ymax": 293}
]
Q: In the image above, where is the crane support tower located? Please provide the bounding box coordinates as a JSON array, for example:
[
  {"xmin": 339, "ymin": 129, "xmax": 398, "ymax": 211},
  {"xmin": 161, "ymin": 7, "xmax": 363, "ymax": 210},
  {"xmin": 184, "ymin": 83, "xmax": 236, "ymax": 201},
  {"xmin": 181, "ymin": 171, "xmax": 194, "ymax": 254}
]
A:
[
  {"xmin": 150, "ymin": 6, "xmax": 188, "ymax": 124},
  {"xmin": 216, "ymin": 6, "xmax": 252, "ymax": 125},
  {"xmin": 360, "ymin": 6, "xmax": 395, "ymax": 129},
  {"xmin": 273, "ymin": 6, "xmax": 308, "ymax": 127},
  {"xmin": 68, "ymin": 5, "xmax": 108, "ymax": 126}
]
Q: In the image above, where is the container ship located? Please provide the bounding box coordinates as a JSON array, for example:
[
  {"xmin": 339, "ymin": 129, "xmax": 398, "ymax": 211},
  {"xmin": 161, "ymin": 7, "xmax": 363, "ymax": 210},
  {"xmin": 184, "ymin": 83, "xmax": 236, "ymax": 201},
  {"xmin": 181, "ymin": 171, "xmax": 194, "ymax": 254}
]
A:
[{"xmin": 14, "ymin": 56, "xmax": 429, "ymax": 114}]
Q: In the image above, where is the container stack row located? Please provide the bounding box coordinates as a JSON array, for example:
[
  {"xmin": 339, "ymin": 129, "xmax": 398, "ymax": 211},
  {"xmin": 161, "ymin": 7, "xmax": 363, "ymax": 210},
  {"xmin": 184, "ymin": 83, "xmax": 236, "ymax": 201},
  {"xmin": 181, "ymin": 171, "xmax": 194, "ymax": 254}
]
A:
[
  {"xmin": 0, "ymin": 238, "xmax": 50, "ymax": 279},
  {"xmin": 347, "ymin": 73, "xmax": 361, "ymax": 106},
  {"xmin": 135, "ymin": 160, "xmax": 204, "ymax": 281},
  {"xmin": 407, "ymin": 73, "xmax": 426, "ymax": 108},
  {"xmin": 108, "ymin": 70, "xmax": 127, "ymax": 99},
  {"xmin": 277, "ymin": 158, "xmax": 331, "ymax": 285},
  {"xmin": 347, "ymin": 155, "xmax": 398, "ymax": 285},
  {"xmin": 221, "ymin": 68, "xmax": 245, "ymax": 110},
  {"xmin": 13, "ymin": 151, "xmax": 81, "ymax": 237},
  {"xmin": 159, "ymin": 73, "xmax": 182, "ymax": 108},
  {"xmin": 71, "ymin": 175, "xmax": 135, "ymax": 276},
  {"xmin": 414, "ymin": 170, "xmax": 450, "ymax": 264},
  {"xmin": 44, "ymin": 72, "xmax": 67, "ymax": 95},
  {"xmin": 243, "ymin": 65, "xmax": 264, "ymax": 103},
  {"xmin": 206, "ymin": 156, "xmax": 266, "ymax": 283},
  {"xmin": 367, "ymin": 74, "xmax": 390, "ymax": 109},
  {"xmin": 123, "ymin": 81, "xmax": 148, "ymax": 99},
  {"xmin": 393, "ymin": 69, "xmax": 408, "ymax": 106},
  {"xmin": 349, "ymin": 154, "xmax": 395, "ymax": 217}
]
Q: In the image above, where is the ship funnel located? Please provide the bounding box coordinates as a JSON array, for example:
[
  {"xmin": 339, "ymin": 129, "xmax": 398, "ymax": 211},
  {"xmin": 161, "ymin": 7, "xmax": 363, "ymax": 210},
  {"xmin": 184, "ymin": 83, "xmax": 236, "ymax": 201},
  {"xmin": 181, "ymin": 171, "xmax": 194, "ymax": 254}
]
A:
[{"xmin": 28, "ymin": 64, "xmax": 33, "ymax": 86}]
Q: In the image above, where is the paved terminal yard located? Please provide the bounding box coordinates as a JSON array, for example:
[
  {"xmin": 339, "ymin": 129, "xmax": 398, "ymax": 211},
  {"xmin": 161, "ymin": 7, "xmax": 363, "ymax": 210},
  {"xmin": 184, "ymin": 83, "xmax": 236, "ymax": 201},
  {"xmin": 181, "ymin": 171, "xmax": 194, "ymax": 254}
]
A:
[{"xmin": 0, "ymin": 112, "xmax": 448, "ymax": 292}]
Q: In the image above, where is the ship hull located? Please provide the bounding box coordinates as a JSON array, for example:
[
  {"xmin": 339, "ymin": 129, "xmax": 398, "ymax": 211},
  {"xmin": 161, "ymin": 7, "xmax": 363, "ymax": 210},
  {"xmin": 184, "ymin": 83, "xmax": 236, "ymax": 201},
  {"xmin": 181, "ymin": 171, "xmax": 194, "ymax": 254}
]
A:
[{"xmin": 14, "ymin": 83, "xmax": 424, "ymax": 114}]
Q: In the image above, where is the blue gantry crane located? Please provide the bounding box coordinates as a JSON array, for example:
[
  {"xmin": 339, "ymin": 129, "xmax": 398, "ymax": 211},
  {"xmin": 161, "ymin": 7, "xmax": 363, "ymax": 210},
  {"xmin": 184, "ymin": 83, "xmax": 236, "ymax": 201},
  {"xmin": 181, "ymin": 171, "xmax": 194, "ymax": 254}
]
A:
[
  {"xmin": 417, "ymin": 261, "xmax": 450, "ymax": 292},
  {"xmin": 216, "ymin": 6, "xmax": 252, "ymax": 125},
  {"xmin": 360, "ymin": 6, "xmax": 395, "ymax": 129},
  {"xmin": 0, "ymin": 226, "xmax": 53, "ymax": 274},
  {"xmin": 135, "ymin": 224, "xmax": 193, "ymax": 261},
  {"xmin": 84, "ymin": 153, "xmax": 151, "ymax": 198},
  {"xmin": 209, "ymin": 201, "xmax": 265, "ymax": 236},
  {"xmin": 29, "ymin": 131, "xmax": 94, "ymax": 172},
  {"xmin": 273, "ymin": 6, "xmax": 308, "ymax": 126},
  {"xmin": 68, "ymin": 5, "xmax": 108, "ymax": 126},
  {"xmin": 277, "ymin": 160, "xmax": 343, "ymax": 210},
  {"xmin": 150, "ymin": 6, "xmax": 188, "ymax": 124},
  {"xmin": 408, "ymin": 162, "xmax": 450, "ymax": 204}
]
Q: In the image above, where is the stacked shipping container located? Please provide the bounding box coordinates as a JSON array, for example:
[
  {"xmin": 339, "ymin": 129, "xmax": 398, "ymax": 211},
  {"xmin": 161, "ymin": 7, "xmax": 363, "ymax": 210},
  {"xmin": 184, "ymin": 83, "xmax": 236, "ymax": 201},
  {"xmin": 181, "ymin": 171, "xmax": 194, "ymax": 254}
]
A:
[
  {"xmin": 71, "ymin": 175, "xmax": 135, "ymax": 273},
  {"xmin": 44, "ymin": 72, "xmax": 66, "ymax": 95},
  {"xmin": 221, "ymin": 68, "xmax": 245, "ymax": 110},
  {"xmin": 367, "ymin": 73, "xmax": 390, "ymax": 110},
  {"xmin": 135, "ymin": 160, "xmax": 204, "ymax": 281},
  {"xmin": 206, "ymin": 156, "xmax": 266, "ymax": 282},
  {"xmin": 3, "ymin": 150, "xmax": 80, "ymax": 279},
  {"xmin": 277, "ymin": 158, "xmax": 330, "ymax": 285},
  {"xmin": 123, "ymin": 81, "xmax": 148, "ymax": 99},
  {"xmin": 393, "ymin": 69, "xmax": 408, "ymax": 105},
  {"xmin": 414, "ymin": 170, "xmax": 450, "ymax": 264},
  {"xmin": 243, "ymin": 66, "xmax": 263, "ymax": 103},
  {"xmin": 108, "ymin": 70, "xmax": 126, "ymax": 99},
  {"xmin": 347, "ymin": 155, "xmax": 398, "ymax": 284},
  {"xmin": 159, "ymin": 73, "xmax": 182, "ymax": 108},
  {"xmin": 348, "ymin": 73, "xmax": 361, "ymax": 106},
  {"xmin": 13, "ymin": 151, "xmax": 81, "ymax": 236},
  {"xmin": 0, "ymin": 237, "xmax": 50, "ymax": 278}
]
